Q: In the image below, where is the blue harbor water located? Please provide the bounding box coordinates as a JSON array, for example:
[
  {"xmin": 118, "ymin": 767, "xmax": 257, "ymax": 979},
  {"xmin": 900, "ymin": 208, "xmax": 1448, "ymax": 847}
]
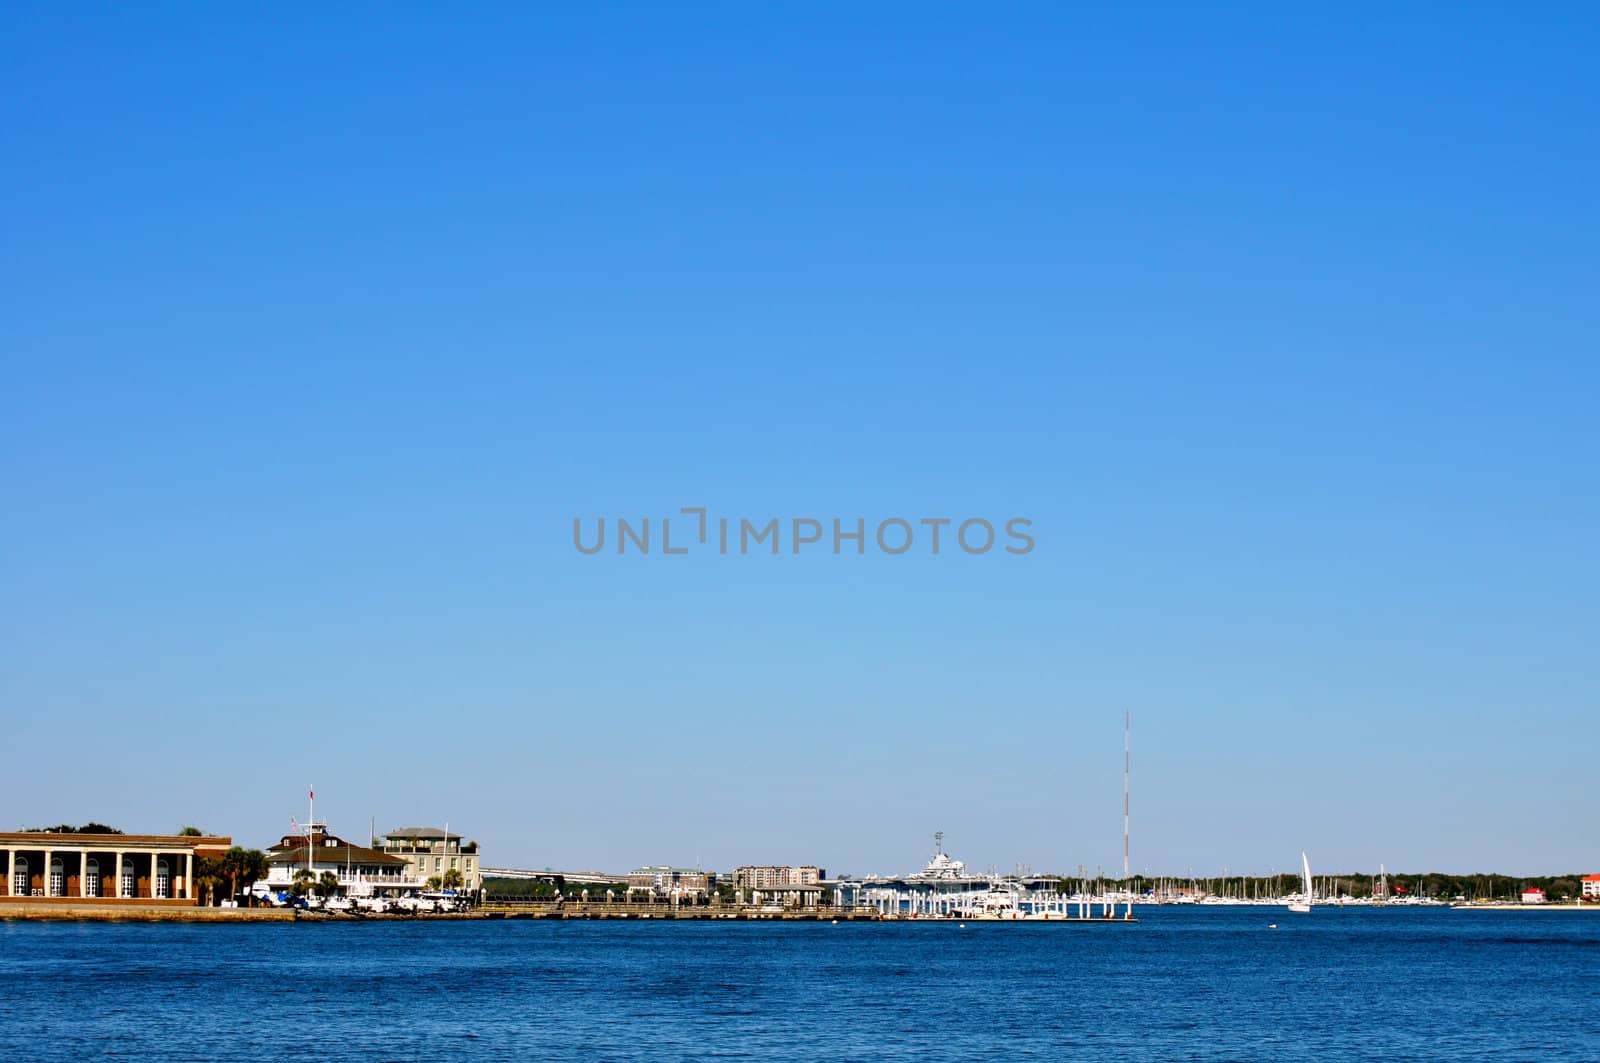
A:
[{"xmin": 3, "ymin": 907, "xmax": 1597, "ymax": 1060}]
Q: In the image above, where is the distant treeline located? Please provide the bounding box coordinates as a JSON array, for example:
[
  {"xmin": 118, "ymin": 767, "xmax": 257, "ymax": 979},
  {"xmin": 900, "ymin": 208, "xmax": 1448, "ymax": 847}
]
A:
[
  {"xmin": 1077, "ymin": 873, "xmax": 1595, "ymax": 902},
  {"xmin": 21, "ymin": 823, "xmax": 208, "ymax": 836}
]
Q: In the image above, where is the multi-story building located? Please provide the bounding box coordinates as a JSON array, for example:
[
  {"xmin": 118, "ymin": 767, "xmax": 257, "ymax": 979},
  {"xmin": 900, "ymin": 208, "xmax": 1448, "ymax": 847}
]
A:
[
  {"xmin": 380, "ymin": 827, "xmax": 482, "ymax": 893},
  {"xmin": 261, "ymin": 825, "xmax": 422, "ymax": 899},
  {"xmin": 0, "ymin": 830, "xmax": 232, "ymax": 906},
  {"xmin": 1583, "ymin": 875, "xmax": 1600, "ymax": 900},
  {"xmin": 627, "ymin": 866, "xmax": 716, "ymax": 901},
  {"xmin": 732, "ymin": 865, "xmax": 825, "ymax": 890}
]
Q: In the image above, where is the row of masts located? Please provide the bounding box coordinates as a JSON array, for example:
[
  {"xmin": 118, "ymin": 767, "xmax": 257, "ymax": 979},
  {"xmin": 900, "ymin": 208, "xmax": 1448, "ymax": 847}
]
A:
[{"xmin": 850, "ymin": 882, "xmax": 1135, "ymax": 920}]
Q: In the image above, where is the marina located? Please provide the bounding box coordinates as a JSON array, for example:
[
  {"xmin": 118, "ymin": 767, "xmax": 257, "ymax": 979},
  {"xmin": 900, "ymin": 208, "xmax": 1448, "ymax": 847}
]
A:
[{"xmin": 834, "ymin": 835, "xmax": 1135, "ymax": 922}]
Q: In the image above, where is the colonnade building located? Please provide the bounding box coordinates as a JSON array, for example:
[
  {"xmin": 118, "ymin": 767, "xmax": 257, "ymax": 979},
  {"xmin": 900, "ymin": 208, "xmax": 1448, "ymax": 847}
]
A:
[{"xmin": 0, "ymin": 831, "xmax": 232, "ymax": 905}]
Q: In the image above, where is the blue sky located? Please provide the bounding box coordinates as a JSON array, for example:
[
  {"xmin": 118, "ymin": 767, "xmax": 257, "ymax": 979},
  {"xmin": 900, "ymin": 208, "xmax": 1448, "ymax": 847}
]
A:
[{"xmin": 3, "ymin": 5, "xmax": 1596, "ymax": 877}]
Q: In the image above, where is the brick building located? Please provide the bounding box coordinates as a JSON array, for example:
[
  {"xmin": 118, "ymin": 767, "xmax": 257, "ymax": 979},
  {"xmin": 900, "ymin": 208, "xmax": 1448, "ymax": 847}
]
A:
[
  {"xmin": 1, "ymin": 831, "xmax": 231, "ymax": 905},
  {"xmin": 732, "ymin": 865, "xmax": 826, "ymax": 890},
  {"xmin": 627, "ymin": 866, "xmax": 716, "ymax": 900}
]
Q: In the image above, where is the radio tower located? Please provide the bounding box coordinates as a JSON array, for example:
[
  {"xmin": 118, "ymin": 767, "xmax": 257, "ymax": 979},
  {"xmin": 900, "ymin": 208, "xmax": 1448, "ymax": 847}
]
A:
[{"xmin": 1123, "ymin": 711, "xmax": 1131, "ymax": 881}]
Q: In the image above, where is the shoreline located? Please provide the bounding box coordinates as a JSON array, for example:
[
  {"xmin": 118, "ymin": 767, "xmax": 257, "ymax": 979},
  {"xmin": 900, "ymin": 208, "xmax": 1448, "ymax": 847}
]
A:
[
  {"xmin": 0, "ymin": 903, "xmax": 296, "ymax": 922},
  {"xmin": 0, "ymin": 902, "xmax": 1132, "ymax": 924},
  {"xmin": 1449, "ymin": 903, "xmax": 1599, "ymax": 911},
  {"xmin": 7, "ymin": 901, "xmax": 1592, "ymax": 923}
]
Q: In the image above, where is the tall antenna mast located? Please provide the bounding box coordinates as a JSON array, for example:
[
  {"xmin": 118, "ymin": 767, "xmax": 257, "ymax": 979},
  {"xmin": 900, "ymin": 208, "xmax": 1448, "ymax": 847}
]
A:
[{"xmin": 1123, "ymin": 712, "xmax": 1131, "ymax": 881}]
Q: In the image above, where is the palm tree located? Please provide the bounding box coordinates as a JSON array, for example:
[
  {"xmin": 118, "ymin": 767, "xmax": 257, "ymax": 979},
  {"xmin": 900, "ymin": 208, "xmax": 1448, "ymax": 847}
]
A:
[
  {"xmin": 440, "ymin": 868, "xmax": 464, "ymax": 891},
  {"xmin": 291, "ymin": 867, "xmax": 315, "ymax": 897},
  {"xmin": 219, "ymin": 847, "xmax": 272, "ymax": 903},
  {"xmin": 193, "ymin": 855, "xmax": 225, "ymax": 906},
  {"xmin": 220, "ymin": 848, "xmax": 243, "ymax": 900},
  {"xmin": 236, "ymin": 850, "xmax": 269, "ymax": 904},
  {"xmin": 317, "ymin": 870, "xmax": 340, "ymax": 898}
]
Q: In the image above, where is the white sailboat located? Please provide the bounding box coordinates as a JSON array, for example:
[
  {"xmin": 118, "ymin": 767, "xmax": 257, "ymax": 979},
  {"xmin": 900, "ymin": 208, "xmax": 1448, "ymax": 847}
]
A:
[{"xmin": 1287, "ymin": 850, "xmax": 1312, "ymax": 913}]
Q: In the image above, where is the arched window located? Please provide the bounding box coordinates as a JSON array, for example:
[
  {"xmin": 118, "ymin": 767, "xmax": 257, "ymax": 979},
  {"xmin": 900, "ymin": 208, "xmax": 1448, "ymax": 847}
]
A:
[
  {"xmin": 155, "ymin": 859, "xmax": 170, "ymax": 899},
  {"xmin": 49, "ymin": 856, "xmax": 64, "ymax": 897},
  {"xmin": 11, "ymin": 856, "xmax": 26, "ymax": 896},
  {"xmin": 85, "ymin": 858, "xmax": 100, "ymax": 898},
  {"xmin": 121, "ymin": 857, "xmax": 135, "ymax": 898}
]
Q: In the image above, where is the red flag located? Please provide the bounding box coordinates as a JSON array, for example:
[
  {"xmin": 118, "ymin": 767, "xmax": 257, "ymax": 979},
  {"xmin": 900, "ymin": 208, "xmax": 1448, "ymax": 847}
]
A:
[{"xmin": 309, "ymin": 786, "xmax": 314, "ymax": 800}]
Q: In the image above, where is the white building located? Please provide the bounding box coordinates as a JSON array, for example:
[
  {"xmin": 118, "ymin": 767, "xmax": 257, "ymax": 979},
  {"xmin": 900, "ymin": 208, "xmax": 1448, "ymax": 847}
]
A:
[{"xmin": 260, "ymin": 825, "xmax": 425, "ymax": 899}]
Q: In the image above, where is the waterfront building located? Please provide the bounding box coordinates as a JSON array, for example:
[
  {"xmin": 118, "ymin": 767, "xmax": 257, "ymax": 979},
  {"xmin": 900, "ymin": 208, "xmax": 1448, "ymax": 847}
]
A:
[
  {"xmin": 1520, "ymin": 887, "xmax": 1547, "ymax": 904},
  {"xmin": 748, "ymin": 881, "xmax": 825, "ymax": 908},
  {"xmin": 732, "ymin": 865, "xmax": 826, "ymax": 890},
  {"xmin": 259, "ymin": 823, "xmax": 424, "ymax": 899},
  {"xmin": 1583, "ymin": 875, "xmax": 1600, "ymax": 900},
  {"xmin": 0, "ymin": 830, "xmax": 231, "ymax": 905},
  {"xmin": 380, "ymin": 827, "xmax": 482, "ymax": 892},
  {"xmin": 627, "ymin": 866, "xmax": 715, "ymax": 901}
]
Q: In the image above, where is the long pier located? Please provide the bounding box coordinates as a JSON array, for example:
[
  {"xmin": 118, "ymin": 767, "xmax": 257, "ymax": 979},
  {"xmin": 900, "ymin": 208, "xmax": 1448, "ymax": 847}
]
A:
[
  {"xmin": 476, "ymin": 901, "xmax": 878, "ymax": 920},
  {"xmin": 0, "ymin": 900, "xmax": 1137, "ymax": 923},
  {"xmin": 474, "ymin": 901, "xmax": 1136, "ymax": 922}
]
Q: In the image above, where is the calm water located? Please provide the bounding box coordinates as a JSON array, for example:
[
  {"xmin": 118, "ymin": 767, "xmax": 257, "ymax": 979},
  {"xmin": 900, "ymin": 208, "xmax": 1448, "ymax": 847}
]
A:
[{"xmin": 3, "ymin": 907, "xmax": 1597, "ymax": 1060}]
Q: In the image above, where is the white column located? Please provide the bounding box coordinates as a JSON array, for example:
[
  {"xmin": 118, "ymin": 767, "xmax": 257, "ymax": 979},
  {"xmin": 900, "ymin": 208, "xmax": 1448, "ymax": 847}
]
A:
[
  {"xmin": 81, "ymin": 849, "xmax": 89, "ymax": 897},
  {"xmin": 185, "ymin": 852, "xmax": 193, "ymax": 901},
  {"xmin": 43, "ymin": 848, "xmax": 53, "ymax": 897},
  {"xmin": 115, "ymin": 850, "xmax": 125, "ymax": 897}
]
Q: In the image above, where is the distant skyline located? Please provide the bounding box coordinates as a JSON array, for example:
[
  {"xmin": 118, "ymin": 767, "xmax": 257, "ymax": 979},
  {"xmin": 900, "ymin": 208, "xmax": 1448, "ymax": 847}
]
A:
[{"xmin": 3, "ymin": 6, "xmax": 1596, "ymax": 877}]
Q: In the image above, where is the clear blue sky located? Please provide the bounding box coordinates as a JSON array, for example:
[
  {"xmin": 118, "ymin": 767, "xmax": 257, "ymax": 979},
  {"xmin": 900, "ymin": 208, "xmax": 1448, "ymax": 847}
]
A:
[{"xmin": 3, "ymin": 5, "xmax": 1596, "ymax": 877}]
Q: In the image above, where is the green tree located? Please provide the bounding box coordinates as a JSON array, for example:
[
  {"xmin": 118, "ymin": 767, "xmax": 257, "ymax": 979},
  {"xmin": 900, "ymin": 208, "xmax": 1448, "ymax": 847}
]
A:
[
  {"xmin": 441, "ymin": 868, "xmax": 464, "ymax": 890},
  {"xmin": 193, "ymin": 855, "xmax": 225, "ymax": 906},
  {"xmin": 291, "ymin": 867, "xmax": 315, "ymax": 897},
  {"xmin": 236, "ymin": 850, "xmax": 269, "ymax": 900},
  {"xmin": 221, "ymin": 847, "xmax": 271, "ymax": 902},
  {"xmin": 221, "ymin": 848, "xmax": 243, "ymax": 899},
  {"xmin": 178, "ymin": 826, "xmax": 204, "ymax": 837},
  {"xmin": 317, "ymin": 871, "xmax": 340, "ymax": 897}
]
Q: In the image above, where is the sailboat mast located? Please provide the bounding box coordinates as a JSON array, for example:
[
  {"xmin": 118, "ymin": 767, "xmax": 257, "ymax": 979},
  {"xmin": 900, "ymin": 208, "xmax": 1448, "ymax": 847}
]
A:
[{"xmin": 1123, "ymin": 712, "xmax": 1130, "ymax": 881}]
